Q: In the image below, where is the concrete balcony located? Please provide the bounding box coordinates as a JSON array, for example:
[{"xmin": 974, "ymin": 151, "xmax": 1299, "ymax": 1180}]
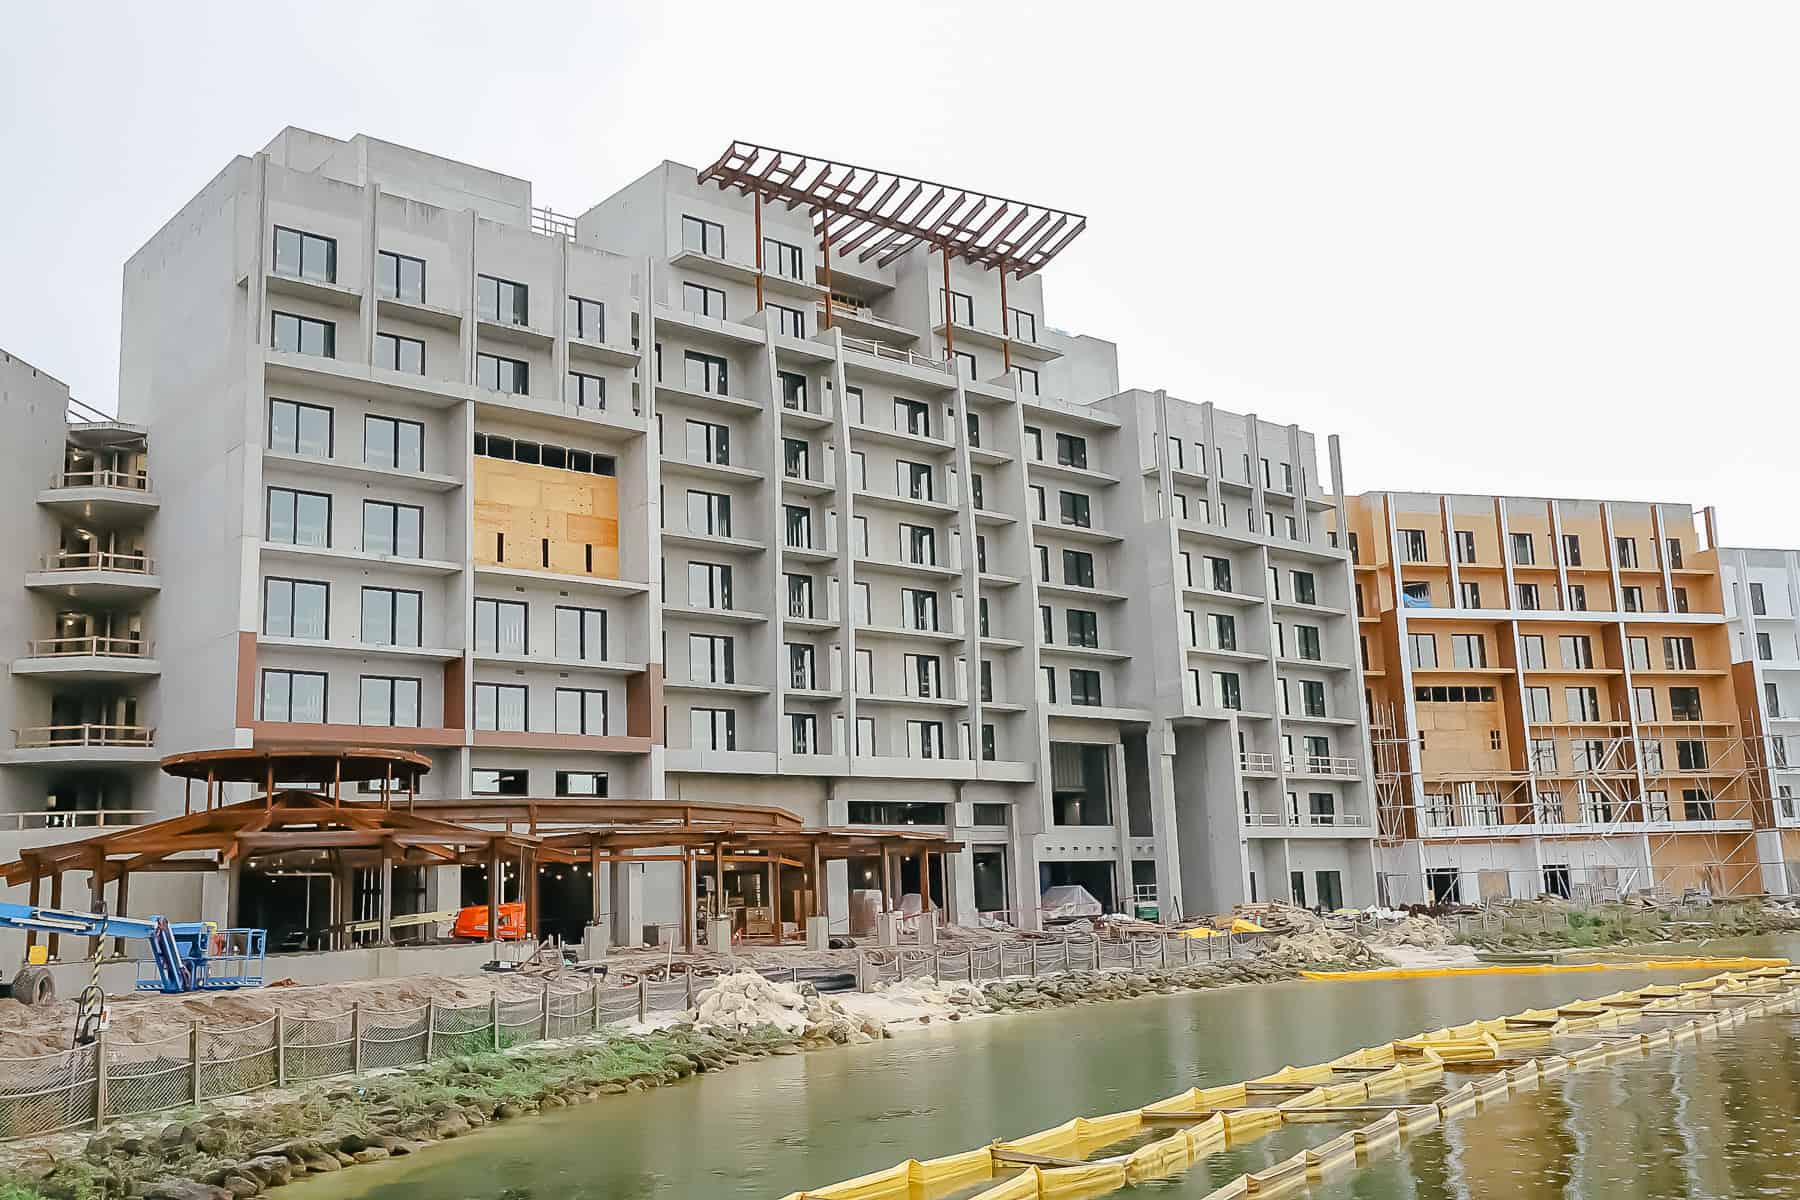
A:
[
  {"xmin": 37, "ymin": 470, "xmax": 159, "ymax": 523},
  {"xmin": 1286, "ymin": 754, "xmax": 1361, "ymax": 780},
  {"xmin": 8, "ymin": 724, "xmax": 159, "ymax": 766},
  {"xmin": 12, "ymin": 637, "xmax": 160, "ymax": 682},
  {"xmin": 25, "ymin": 552, "xmax": 160, "ymax": 602}
]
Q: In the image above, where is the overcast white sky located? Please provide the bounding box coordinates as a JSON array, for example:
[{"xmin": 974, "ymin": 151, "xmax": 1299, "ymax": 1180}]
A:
[{"xmin": 5, "ymin": 3, "xmax": 1796, "ymax": 543}]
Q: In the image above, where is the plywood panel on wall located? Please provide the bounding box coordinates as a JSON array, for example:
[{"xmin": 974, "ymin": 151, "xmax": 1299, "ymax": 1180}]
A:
[{"xmin": 473, "ymin": 458, "xmax": 620, "ymax": 578}]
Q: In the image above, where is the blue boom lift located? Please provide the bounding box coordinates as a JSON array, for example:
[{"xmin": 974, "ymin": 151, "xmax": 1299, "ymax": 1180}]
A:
[{"xmin": 0, "ymin": 902, "xmax": 266, "ymax": 1008}]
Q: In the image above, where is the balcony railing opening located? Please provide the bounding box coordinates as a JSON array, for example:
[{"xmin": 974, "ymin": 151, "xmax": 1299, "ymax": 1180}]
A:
[
  {"xmin": 25, "ymin": 636, "xmax": 152, "ymax": 658},
  {"xmin": 15, "ymin": 724, "xmax": 156, "ymax": 749}
]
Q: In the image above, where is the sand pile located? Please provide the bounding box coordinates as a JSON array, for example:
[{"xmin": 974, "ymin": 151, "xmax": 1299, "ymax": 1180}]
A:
[
  {"xmin": 1369, "ymin": 915, "xmax": 1451, "ymax": 949},
  {"xmin": 689, "ymin": 972, "xmax": 883, "ymax": 1043}
]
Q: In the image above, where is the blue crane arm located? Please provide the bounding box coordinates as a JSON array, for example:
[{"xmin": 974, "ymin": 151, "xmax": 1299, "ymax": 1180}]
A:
[{"xmin": 0, "ymin": 902, "xmax": 163, "ymax": 942}]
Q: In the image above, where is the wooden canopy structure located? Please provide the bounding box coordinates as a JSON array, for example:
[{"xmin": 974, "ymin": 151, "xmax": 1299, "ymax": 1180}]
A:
[{"xmin": 2, "ymin": 748, "xmax": 961, "ymax": 959}]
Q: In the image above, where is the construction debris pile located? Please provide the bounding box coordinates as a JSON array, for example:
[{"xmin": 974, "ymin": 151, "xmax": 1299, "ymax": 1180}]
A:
[{"xmin": 688, "ymin": 972, "xmax": 884, "ymax": 1045}]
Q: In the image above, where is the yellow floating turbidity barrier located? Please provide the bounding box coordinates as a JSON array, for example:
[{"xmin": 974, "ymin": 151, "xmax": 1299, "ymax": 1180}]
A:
[{"xmin": 776, "ymin": 958, "xmax": 1800, "ymax": 1200}]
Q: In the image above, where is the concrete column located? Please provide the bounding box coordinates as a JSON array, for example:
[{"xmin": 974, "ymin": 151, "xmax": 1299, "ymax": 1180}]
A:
[
  {"xmin": 198, "ymin": 868, "xmax": 231, "ymax": 929},
  {"xmin": 610, "ymin": 860, "xmax": 644, "ymax": 948}
]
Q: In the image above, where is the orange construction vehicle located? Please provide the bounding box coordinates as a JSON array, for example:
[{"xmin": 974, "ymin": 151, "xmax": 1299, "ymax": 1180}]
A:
[{"xmin": 451, "ymin": 902, "xmax": 528, "ymax": 941}]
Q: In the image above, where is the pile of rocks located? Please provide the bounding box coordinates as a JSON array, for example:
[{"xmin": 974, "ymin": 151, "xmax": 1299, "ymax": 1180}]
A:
[
  {"xmin": 977, "ymin": 960, "xmax": 1303, "ymax": 1013},
  {"xmin": 1369, "ymin": 915, "xmax": 1451, "ymax": 950},
  {"xmin": 690, "ymin": 972, "xmax": 884, "ymax": 1046}
]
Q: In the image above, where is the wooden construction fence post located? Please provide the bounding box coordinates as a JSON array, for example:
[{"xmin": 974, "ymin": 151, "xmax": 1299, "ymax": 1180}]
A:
[
  {"xmin": 424, "ymin": 999, "xmax": 436, "ymax": 1061},
  {"xmin": 351, "ymin": 1004, "xmax": 364, "ymax": 1075},
  {"xmin": 685, "ymin": 970, "xmax": 696, "ymax": 1008},
  {"xmin": 275, "ymin": 1009, "xmax": 287, "ymax": 1087},
  {"xmin": 1030, "ymin": 942, "xmax": 1038, "ymax": 977},
  {"xmin": 591, "ymin": 977, "xmax": 602, "ymax": 1033},
  {"xmin": 490, "ymin": 994, "xmax": 501, "ymax": 1051},
  {"xmin": 637, "ymin": 978, "xmax": 648, "ymax": 1022},
  {"xmin": 189, "ymin": 1021, "xmax": 202, "ymax": 1105},
  {"xmin": 540, "ymin": 983, "xmax": 551, "ymax": 1041},
  {"xmin": 92, "ymin": 1027, "xmax": 108, "ymax": 1130}
]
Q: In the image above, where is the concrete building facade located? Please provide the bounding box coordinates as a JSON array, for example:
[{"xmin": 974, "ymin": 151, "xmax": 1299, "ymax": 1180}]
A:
[
  {"xmin": 0, "ymin": 129, "xmax": 1379, "ymax": 948},
  {"xmin": 1348, "ymin": 492, "xmax": 1762, "ymax": 903},
  {"xmin": 1720, "ymin": 546, "xmax": 1800, "ymax": 892}
]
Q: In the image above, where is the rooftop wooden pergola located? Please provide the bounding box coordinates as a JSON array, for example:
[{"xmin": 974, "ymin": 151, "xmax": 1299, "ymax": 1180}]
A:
[
  {"xmin": 2, "ymin": 748, "xmax": 961, "ymax": 959},
  {"xmin": 697, "ymin": 140, "xmax": 1086, "ymax": 365}
]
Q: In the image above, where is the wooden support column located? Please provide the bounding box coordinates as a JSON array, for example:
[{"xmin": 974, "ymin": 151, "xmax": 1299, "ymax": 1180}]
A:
[
  {"xmin": 206, "ymin": 769, "xmax": 215, "ymax": 812},
  {"xmin": 521, "ymin": 848, "xmax": 536, "ymax": 943},
  {"xmin": 880, "ymin": 849, "xmax": 894, "ymax": 912},
  {"xmin": 589, "ymin": 838, "xmax": 603, "ymax": 930},
  {"xmin": 753, "ymin": 192, "xmax": 765, "ymax": 311},
  {"xmin": 114, "ymin": 869, "xmax": 130, "ymax": 957},
  {"xmin": 334, "ymin": 855, "xmax": 352, "ymax": 950},
  {"xmin": 264, "ymin": 762, "xmax": 274, "ymax": 810},
  {"xmin": 378, "ymin": 842, "xmax": 394, "ymax": 945},
  {"xmin": 821, "ymin": 206, "xmax": 833, "ymax": 330},
  {"xmin": 811, "ymin": 844, "xmax": 825, "ymax": 918},
  {"xmin": 999, "ymin": 263, "xmax": 1012, "ymax": 372},
  {"xmin": 920, "ymin": 851, "xmax": 933, "ymax": 913},
  {"xmin": 48, "ymin": 871, "xmax": 63, "ymax": 960},
  {"xmin": 713, "ymin": 841, "xmax": 725, "ymax": 921},
  {"xmin": 681, "ymin": 850, "xmax": 694, "ymax": 953},
  {"xmin": 333, "ymin": 756, "xmax": 342, "ymax": 806},
  {"xmin": 486, "ymin": 844, "xmax": 501, "ymax": 946},
  {"xmin": 25, "ymin": 866, "xmax": 40, "ymax": 954},
  {"xmin": 768, "ymin": 859, "xmax": 781, "ymax": 944},
  {"xmin": 941, "ymin": 247, "xmax": 955, "ymax": 358},
  {"xmin": 184, "ymin": 778, "xmax": 192, "ymax": 817}
]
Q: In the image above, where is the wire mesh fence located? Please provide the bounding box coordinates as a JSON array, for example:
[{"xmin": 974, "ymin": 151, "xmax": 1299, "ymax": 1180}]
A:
[
  {"xmin": 0, "ymin": 972, "xmax": 738, "ymax": 1141},
  {"xmin": 856, "ymin": 929, "xmax": 1264, "ymax": 992}
]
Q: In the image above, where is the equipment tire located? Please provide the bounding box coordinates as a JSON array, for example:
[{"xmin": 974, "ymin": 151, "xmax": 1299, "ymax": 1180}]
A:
[{"xmin": 10, "ymin": 965, "xmax": 56, "ymax": 1007}]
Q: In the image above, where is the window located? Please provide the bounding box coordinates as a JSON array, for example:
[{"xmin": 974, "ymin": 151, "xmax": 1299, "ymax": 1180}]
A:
[
  {"xmin": 1292, "ymin": 571, "xmax": 1316, "ymax": 605},
  {"xmin": 855, "ymin": 716, "xmax": 876, "ymax": 754},
  {"xmin": 689, "ymin": 633, "xmax": 735, "ymax": 684},
  {"xmin": 1212, "ymin": 612, "xmax": 1237, "ymax": 651},
  {"xmin": 374, "ymin": 331, "xmax": 424, "ymax": 375},
  {"xmin": 261, "ymin": 669, "xmax": 327, "ymax": 723},
  {"xmin": 687, "ymin": 561, "xmax": 733, "ymax": 609},
  {"xmin": 1622, "ymin": 586, "xmax": 1643, "ymax": 613},
  {"xmin": 1633, "ymin": 687, "xmax": 1657, "ymax": 721},
  {"xmin": 681, "ymin": 282, "xmax": 726, "ymax": 318},
  {"xmin": 474, "ymin": 683, "xmax": 527, "ymax": 731},
  {"xmin": 376, "ymin": 250, "xmax": 424, "ymax": 302},
  {"xmin": 269, "ymin": 398, "xmax": 333, "ymax": 457},
  {"xmin": 473, "ymin": 769, "xmax": 528, "ymax": 796},
  {"xmin": 567, "ymin": 296, "xmax": 605, "ymax": 341},
  {"xmin": 782, "ymin": 438, "xmax": 810, "ymax": 481},
  {"xmin": 362, "ymin": 587, "xmax": 421, "ymax": 647},
  {"xmin": 266, "ymin": 487, "xmax": 331, "ymax": 546},
  {"xmin": 556, "ymin": 771, "xmax": 608, "ymax": 797},
  {"xmin": 1664, "ymin": 636, "xmax": 1697, "ymax": 670},
  {"xmin": 1758, "ymin": 632, "xmax": 1774, "ymax": 662},
  {"xmin": 779, "ymin": 371, "xmax": 808, "ymax": 411},
  {"xmin": 1029, "ymin": 484, "xmax": 1048, "ymax": 521},
  {"xmin": 1559, "ymin": 533, "xmax": 1582, "ymax": 566},
  {"xmin": 1513, "ymin": 583, "xmax": 1538, "ymax": 610},
  {"xmin": 1014, "ymin": 365, "xmax": 1039, "ymax": 395},
  {"xmin": 685, "ymin": 706, "xmax": 735, "ymax": 750},
  {"xmin": 1296, "ymin": 625, "xmax": 1322, "ymax": 661},
  {"xmin": 1566, "ymin": 687, "xmax": 1600, "ymax": 722},
  {"xmin": 1409, "ymin": 633, "xmax": 1438, "ymax": 669},
  {"xmin": 1400, "ymin": 529, "xmax": 1428, "ymax": 562},
  {"xmin": 686, "ymin": 420, "xmax": 730, "ymax": 465},
  {"xmin": 1510, "ymin": 532, "xmax": 1534, "ymax": 565},
  {"xmin": 555, "ymin": 606, "xmax": 606, "ymax": 662},
  {"xmin": 786, "ymin": 574, "xmax": 814, "ymax": 619},
  {"xmin": 1683, "ymin": 789, "xmax": 1714, "ymax": 821},
  {"xmin": 786, "ymin": 643, "xmax": 818, "ymax": 691},
  {"xmin": 789, "ymin": 712, "xmax": 818, "ymax": 754},
  {"xmin": 271, "ymin": 311, "xmax": 334, "ymax": 357},
  {"xmin": 943, "ymin": 289, "xmax": 974, "ymax": 325},
  {"xmin": 1062, "ymin": 549, "xmax": 1095, "ymax": 588},
  {"xmin": 682, "ymin": 215, "xmax": 725, "ymax": 257},
  {"xmin": 1567, "ymin": 583, "xmax": 1588, "ymax": 611},
  {"xmin": 1055, "ymin": 433, "xmax": 1088, "ymax": 469},
  {"xmin": 473, "ymin": 434, "xmax": 613, "ymax": 477},
  {"xmin": 474, "ymin": 598, "xmax": 528, "ymax": 654},
  {"xmin": 477, "ymin": 275, "xmax": 529, "ymax": 326},
  {"xmin": 363, "ymin": 415, "xmax": 424, "ymax": 473},
  {"xmin": 1665, "ymin": 537, "xmax": 1683, "ymax": 569},
  {"xmin": 565, "ymin": 371, "xmax": 605, "ymax": 409},
  {"xmin": 1560, "ymin": 635, "xmax": 1594, "ymax": 669},
  {"xmin": 687, "ymin": 490, "xmax": 731, "ymax": 537},
  {"xmin": 899, "ymin": 460, "xmax": 934, "ymax": 500},
  {"xmin": 1752, "ymin": 582, "xmax": 1768, "ymax": 615},
  {"xmin": 1675, "ymin": 740, "xmax": 1709, "ymax": 772},
  {"xmin": 1454, "ymin": 530, "xmax": 1476, "ymax": 563},
  {"xmin": 1059, "ymin": 491, "xmax": 1091, "ymax": 528},
  {"xmin": 772, "ymin": 303, "xmax": 806, "ymax": 337},
  {"xmin": 1402, "ymin": 581, "xmax": 1431, "ymax": 608},
  {"xmin": 272, "ymin": 226, "xmax": 336, "ymax": 282},
  {"xmin": 903, "ymin": 588, "xmax": 940, "ymax": 632},
  {"xmin": 1628, "ymin": 636, "xmax": 1650, "ymax": 670},
  {"xmin": 360, "ymin": 676, "xmax": 421, "ymax": 727},
  {"xmin": 1067, "ymin": 609, "xmax": 1099, "ymax": 648},
  {"xmin": 1301, "ymin": 681, "xmax": 1327, "ymax": 717},
  {"xmin": 1458, "ymin": 581, "xmax": 1484, "ymax": 608},
  {"xmin": 852, "ymin": 583, "xmax": 871, "ymax": 625},
  {"xmin": 1024, "ymin": 426, "xmax": 1043, "ymax": 460},
  {"xmin": 1452, "ymin": 634, "xmax": 1487, "ymax": 669},
  {"xmin": 1207, "ymin": 556, "xmax": 1233, "ymax": 592},
  {"xmin": 1034, "ymin": 545, "xmax": 1050, "ymax": 582},
  {"xmin": 1041, "ymin": 666, "xmax": 1057, "ymax": 702},
  {"xmin": 1070, "ymin": 669, "xmax": 1103, "ymax": 707},
  {"xmin": 554, "ymin": 687, "xmax": 607, "ymax": 734},
  {"xmin": 894, "ymin": 396, "xmax": 931, "ymax": 437},
  {"xmin": 907, "ymin": 720, "xmax": 946, "ymax": 759},
  {"xmin": 363, "ymin": 500, "xmax": 423, "ymax": 558},
  {"xmin": 783, "ymin": 505, "xmax": 812, "ymax": 550},
  {"xmin": 763, "ymin": 237, "xmax": 804, "ymax": 279},
  {"xmin": 477, "ymin": 352, "xmax": 528, "ymax": 394},
  {"xmin": 1525, "ymin": 686, "xmax": 1552, "ymax": 722},
  {"xmin": 264, "ymin": 578, "xmax": 329, "ymax": 639},
  {"xmin": 1673, "ymin": 586, "xmax": 1689, "ymax": 613},
  {"xmin": 901, "ymin": 523, "xmax": 936, "ymax": 566},
  {"xmin": 1669, "ymin": 687, "xmax": 1704, "ymax": 721},
  {"xmin": 1766, "ymin": 682, "xmax": 1783, "ymax": 719},
  {"xmin": 904, "ymin": 653, "xmax": 943, "ymax": 699},
  {"xmin": 1614, "ymin": 537, "xmax": 1639, "ymax": 568},
  {"xmin": 1214, "ymin": 672, "xmax": 1242, "ymax": 710},
  {"xmin": 978, "ymin": 659, "xmax": 994, "ymax": 702},
  {"xmin": 1521, "ymin": 635, "xmax": 1546, "ymax": 669}
]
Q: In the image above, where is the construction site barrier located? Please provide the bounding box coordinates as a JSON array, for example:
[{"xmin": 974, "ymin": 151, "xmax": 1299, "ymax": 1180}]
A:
[
  {"xmin": 777, "ymin": 958, "xmax": 1800, "ymax": 1200},
  {"xmin": 856, "ymin": 929, "xmax": 1262, "ymax": 991},
  {"xmin": 1300, "ymin": 955, "xmax": 1787, "ymax": 982}
]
